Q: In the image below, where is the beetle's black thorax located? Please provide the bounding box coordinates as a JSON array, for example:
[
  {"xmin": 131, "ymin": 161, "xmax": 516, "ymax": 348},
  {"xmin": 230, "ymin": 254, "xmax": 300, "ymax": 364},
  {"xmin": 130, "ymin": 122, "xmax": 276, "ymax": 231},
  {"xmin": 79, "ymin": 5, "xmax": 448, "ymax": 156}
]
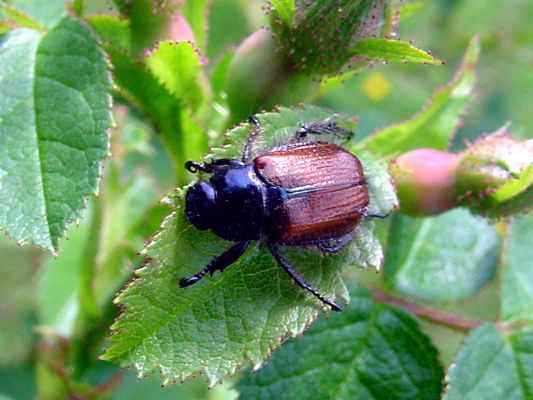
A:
[{"xmin": 206, "ymin": 165, "xmax": 267, "ymax": 241}]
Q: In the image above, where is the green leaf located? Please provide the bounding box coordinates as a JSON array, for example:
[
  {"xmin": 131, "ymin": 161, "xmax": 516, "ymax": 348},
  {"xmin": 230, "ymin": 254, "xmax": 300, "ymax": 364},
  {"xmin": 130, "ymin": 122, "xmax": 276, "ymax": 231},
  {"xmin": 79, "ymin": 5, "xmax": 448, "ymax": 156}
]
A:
[
  {"xmin": 0, "ymin": 17, "xmax": 112, "ymax": 252},
  {"xmin": 356, "ymin": 152, "xmax": 398, "ymax": 217},
  {"xmin": 359, "ymin": 35, "xmax": 480, "ymax": 158},
  {"xmin": 350, "ymin": 38, "xmax": 443, "ymax": 64},
  {"xmin": 86, "ymin": 14, "xmax": 131, "ymax": 51},
  {"xmin": 444, "ymin": 324, "xmax": 533, "ymax": 400},
  {"xmin": 180, "ymin": 0, "xmax": 210, "ymax": 52},
  {"xmin": 5, "ymin": 0, "xmax": 66, "ymax": 28},
  {"xmin": 145, "ymin": 40, "xmax": 204, "ymax": 111},
  {"xmin": 103, "ymin": 105, "xmax": 394, "ymax": 385},
  {"xmin": 270, "ymin": 0, "xmax": 296, "ymax": 26},
  {"xmin": 101, "ymin": 44, "xmax": 187, "ymax": 181},
  {"xmin": 384, "ymin": 208, "xmax": 501, "ymax": 302},
  {"xmin": 501, "ymin": 214, "xmax": 533, "ymax": 323},
  {"xmin": 238, "ymin": 285, "xmax": 444, "ymax": 400},
  {"xmin": 113, "ymin": 0, "xmax": 169, "ymax": 55}
]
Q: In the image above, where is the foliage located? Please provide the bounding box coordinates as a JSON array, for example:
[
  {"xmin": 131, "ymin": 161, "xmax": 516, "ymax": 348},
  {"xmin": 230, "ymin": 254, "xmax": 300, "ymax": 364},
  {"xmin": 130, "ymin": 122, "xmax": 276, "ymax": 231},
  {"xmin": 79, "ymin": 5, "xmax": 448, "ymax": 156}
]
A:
[
  {"xmin": 102, "ymin": 106, "xmax": 397, "ymax": 385},
  {"xmin": 238, "ymin": 285, "xmax": 444, "ymax": 400},
  {"xmin": 0, "ymin": 1, "xmax": 532, "ymax": 399}
]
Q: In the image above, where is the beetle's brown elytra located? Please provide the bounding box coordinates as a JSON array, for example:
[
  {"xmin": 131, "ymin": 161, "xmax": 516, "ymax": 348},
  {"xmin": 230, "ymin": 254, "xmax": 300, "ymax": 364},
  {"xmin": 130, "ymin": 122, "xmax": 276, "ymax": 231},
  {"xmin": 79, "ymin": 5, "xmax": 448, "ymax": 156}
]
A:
[
  {"xmin": 181, "ymin": 116, "xmax": 374, "ymax": 311},
  {"xmin": 255, "ymin": 142, "xmax": 369, "ymax": 244}
]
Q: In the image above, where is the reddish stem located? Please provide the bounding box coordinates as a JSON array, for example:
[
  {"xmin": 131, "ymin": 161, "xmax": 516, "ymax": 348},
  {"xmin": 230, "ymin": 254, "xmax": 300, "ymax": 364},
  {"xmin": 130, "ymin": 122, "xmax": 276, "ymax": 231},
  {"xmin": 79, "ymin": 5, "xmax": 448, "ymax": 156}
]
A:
[{"xmin": 371, "ymin": 288, "xmax": 484, "ymax": 332}]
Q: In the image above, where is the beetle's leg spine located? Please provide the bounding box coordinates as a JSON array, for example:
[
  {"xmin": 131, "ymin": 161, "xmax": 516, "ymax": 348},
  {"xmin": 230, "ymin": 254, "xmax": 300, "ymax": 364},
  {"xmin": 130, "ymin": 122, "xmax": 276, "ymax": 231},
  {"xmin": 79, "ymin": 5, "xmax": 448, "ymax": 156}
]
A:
[{"xmin": 267, "ymin": 242, "xmax": 342, "ymax": 312}]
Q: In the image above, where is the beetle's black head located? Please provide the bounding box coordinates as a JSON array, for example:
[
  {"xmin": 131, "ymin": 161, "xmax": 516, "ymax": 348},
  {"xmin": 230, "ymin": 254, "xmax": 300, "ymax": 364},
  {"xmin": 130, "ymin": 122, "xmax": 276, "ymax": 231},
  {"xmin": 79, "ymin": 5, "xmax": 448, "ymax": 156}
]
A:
[{"xmin": 185, "ymin": 181, "xmax": 217, "ymax": 231}]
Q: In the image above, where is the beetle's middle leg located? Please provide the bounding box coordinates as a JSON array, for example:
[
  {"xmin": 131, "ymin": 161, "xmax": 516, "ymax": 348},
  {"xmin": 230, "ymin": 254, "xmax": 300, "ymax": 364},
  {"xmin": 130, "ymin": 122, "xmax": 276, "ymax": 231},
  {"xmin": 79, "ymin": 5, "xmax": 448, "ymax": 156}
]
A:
[{"xmin": 267, "ymin": 242, "xmax": 342, "ymax": 311}]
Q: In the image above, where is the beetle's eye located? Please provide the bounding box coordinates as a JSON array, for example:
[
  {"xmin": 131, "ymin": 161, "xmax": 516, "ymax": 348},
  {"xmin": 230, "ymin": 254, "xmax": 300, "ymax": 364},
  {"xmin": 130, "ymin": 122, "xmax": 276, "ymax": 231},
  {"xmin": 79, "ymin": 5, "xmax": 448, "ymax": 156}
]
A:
[{"xmin": 185, "ymin": 182, "xmax": 217, "ymax": 230}]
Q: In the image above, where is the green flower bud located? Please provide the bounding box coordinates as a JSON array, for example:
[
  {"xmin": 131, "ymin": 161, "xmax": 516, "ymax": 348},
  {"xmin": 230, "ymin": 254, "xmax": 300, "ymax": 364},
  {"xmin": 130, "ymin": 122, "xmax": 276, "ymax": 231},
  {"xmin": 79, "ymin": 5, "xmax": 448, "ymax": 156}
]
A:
[
  {"xmin": 270, "ymin": 0, "xmax": 389, "ymax": 75},
  {"xmin": 455, "ymin": 129, "xmax": 533, "ymax": 213}
]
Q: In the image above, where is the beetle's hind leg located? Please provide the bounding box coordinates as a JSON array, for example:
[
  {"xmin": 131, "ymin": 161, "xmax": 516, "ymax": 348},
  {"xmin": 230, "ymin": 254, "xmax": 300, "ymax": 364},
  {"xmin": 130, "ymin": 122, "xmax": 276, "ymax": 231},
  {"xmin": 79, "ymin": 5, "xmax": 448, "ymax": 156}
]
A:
[
  {"xmin": 295, "ymin": 117, "xmax": 353, "ymax": 141},
  {"xmin": 179, "ymin": 240, "xmax": 251, "ymax": 287},
  {"xmin": 267, "ymin": 242, "xmax": 342, "ymax": 311}
]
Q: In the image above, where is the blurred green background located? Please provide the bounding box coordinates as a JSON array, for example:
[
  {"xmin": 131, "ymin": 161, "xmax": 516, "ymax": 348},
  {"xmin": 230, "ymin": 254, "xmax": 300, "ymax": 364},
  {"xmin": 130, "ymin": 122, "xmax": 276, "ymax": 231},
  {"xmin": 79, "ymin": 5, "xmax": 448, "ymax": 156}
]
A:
[{"xmin": 1, "ymin": 0, "xmax": 532, "ymax": 398}]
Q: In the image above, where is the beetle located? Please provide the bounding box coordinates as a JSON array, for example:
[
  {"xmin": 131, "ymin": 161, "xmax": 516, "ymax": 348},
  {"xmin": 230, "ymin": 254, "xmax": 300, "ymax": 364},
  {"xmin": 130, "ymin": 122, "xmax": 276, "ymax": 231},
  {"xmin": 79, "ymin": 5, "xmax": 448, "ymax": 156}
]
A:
[{"xmin": 180, "ymin": 116, "xmax": 374, "ymax": 311}]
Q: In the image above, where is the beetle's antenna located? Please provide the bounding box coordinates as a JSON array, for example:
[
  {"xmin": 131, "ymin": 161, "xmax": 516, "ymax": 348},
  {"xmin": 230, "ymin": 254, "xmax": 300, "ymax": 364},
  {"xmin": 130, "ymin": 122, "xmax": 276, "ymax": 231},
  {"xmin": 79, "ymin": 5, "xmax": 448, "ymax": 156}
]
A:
[
  {"xmin": 267, "ymin": 242, "xmax": 342, "ymax": 311},
  {"xmin": 179, "ymin": 241, "xmax": 251, "ymax": 287}
]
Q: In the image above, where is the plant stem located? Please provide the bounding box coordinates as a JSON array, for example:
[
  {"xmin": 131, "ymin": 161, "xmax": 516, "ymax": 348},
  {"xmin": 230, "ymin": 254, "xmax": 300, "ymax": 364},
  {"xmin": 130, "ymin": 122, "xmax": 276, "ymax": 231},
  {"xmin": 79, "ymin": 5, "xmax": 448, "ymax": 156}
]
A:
[{"xmin": 370, "ymin": 287, "xmax": 484, "ymax": 332}]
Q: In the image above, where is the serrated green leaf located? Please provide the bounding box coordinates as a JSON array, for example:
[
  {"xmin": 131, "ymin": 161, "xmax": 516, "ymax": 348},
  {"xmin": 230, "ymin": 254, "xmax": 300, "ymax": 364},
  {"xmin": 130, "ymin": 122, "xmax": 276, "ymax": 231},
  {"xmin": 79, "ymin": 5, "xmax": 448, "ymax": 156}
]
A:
[
  {"xmin": 86, "ymin": 14, "xmax": 131, "ymax": 51},
  {"xmin": 238, "ymin": 285, "xmax": 444, "ymax": 400},
  {"xmin": 359, "ymin": 36, "xmax": 480, "ymax": 158},
  {"xmin": 5, "ymin": 0, "xmax": 65, "ymax": 28},
  {"xmin": 103, "ymin": 105, "xmax": 394, "ymax": 385},
  {"xmin": 384, "ymin": 208, "xmax": 500, "ymax": 302},
  {"xmin": 270, "ymin": 0, "xmax": 296, "ymax": 26},
  {"xmin": 356, "ymin": 152, "xmax": 399, "ymax": 217},
  {"xmin": 350, "ymin": 38, "xmax": 443, "ymax": 64},
  {"xmin": 113, "ymin": 0, "xmax": 169, "ymax": 55},
  {"xmin": 444, "ymin": 324, "xmax": 533, "ymax": 400},
  {"xmin": 101, "ymin": 44, "xmax": 187, "ymax": 182},
  {"xmin": 501, "ymin": 214, "xmax": 533, "ymax": 323},
  {"xmin": 0, "ymin": 17, "xmax": 112, "ymax": 252},
  {"xmin": 180, "ymin": 0, "xmax": 210, "ymax": 52},
  {"xmin": 145, "ymin": 41, "xmax": 204, "ymax": 111}
]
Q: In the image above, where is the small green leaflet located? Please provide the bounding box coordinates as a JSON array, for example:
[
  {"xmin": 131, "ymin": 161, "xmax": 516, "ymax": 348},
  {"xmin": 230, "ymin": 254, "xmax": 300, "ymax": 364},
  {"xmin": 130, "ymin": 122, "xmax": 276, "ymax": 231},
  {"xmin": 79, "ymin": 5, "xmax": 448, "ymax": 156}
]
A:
[
  {"xmin": 103, "ymin": 105, "xmax": 397, "ymax": 385},
  {"xmin": 444, "ymin": 323, "xmax": 533, "ymax": 400},
  {"xmin": 238, "ymin": 285, "xmax": 444, "ymax": 400},
  {"xmin": 350, "ymin": 38, "xmax": 443, "ymax": 65},
  {"xmin": 0, "ymin": 17, "xmax": 112, "ymax": 252},
  {"xmin": 359, "ymin": 35, "xmax": 480, "ymax": 158},
  {"xmin": 384, "ymin": 208, "xmax": 500, "ymax": 302},
  {"xmin": 145, "ymin": 41, "xmax": 204, "ymax": 111}
]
